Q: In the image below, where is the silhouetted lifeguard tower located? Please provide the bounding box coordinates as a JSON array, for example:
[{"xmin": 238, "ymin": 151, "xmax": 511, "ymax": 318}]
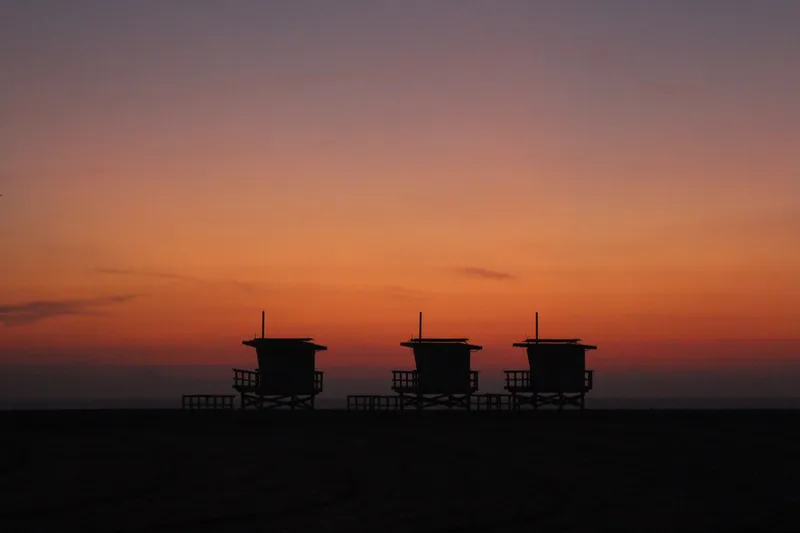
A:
[
  {"xmin": 390, "ymin": 312, "xmax": 482, "ymax": 410},
  {"xmin": 232, "ymin": 311, "xmax": 326, "ymax": 410},
  {"xmin": 504, "ymin": 313, "xmax": 597, "ymax": 410}
]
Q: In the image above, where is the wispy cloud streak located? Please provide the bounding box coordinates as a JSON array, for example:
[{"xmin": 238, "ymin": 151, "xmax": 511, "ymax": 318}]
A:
[
  {"xmin": 94, "ymin": 268, "xmax": 258, "ymax": 291},
  {"xmin": 0, "ymin": 294, "xmax": 140, "ymax": 326},
  {"xmin": 455, "ymin": 267, "xmax": 517, "ymax": 281}
]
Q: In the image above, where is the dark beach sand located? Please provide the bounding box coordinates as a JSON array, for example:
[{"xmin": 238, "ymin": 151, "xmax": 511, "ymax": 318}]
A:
[{"xmin": 1, "ymin": 410, "xmax": 798, "ymax": 533}]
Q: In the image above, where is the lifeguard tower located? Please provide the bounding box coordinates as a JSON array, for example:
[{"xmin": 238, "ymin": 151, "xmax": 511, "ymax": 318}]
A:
[
  {"xmin": 232, "ymin": 311, "xmax": 327, "ymax": 410},
  {"xmin": 504, "ymin": 313, "xmax": 597, "ymax": 410},
  {"xmin": 391, "ymin": 312, "xmax": 482, "ymax": 410}
]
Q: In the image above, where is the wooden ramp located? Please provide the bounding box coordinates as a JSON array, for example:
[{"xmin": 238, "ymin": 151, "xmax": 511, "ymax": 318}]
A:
[
  {"xmin": 346, "ymin": 393, "xmax": 515, "ymax": 412},
  {"xmin": 182, "ymin": 394, "xmax": 237, "ymax": 410}
]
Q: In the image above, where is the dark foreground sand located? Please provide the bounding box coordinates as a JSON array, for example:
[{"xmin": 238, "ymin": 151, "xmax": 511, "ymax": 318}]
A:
[{"xmin": 1, "ymin": 410, "xmax": 798, "ymax": 533}]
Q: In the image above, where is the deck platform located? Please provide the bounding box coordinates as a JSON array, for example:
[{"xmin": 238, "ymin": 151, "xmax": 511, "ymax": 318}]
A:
[
  {"xmin": 390, "ymin": 369, "xmax": 480, "ymax": 409},
  {"xmin": 233, "ymin": 368, "xmax": 324, "ymax": 410},
  {"xmin": 504, "ymin": 369, "xmax": 594, "ymax": 410}
]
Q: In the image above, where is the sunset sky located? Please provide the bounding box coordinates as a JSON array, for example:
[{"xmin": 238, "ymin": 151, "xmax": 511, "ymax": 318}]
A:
[{"xmin": 1, "ymin": 1, "xmax": 799, "ymax": 399}]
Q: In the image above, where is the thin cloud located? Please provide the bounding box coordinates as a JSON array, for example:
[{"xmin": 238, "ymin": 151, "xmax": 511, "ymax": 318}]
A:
[
  {"xmin": 94, "ymin": 268, "xmax": 259, "ymax": 292},
  {"xmin": 0, "ymin": 294, "xmax": 140, "ymax": 326},
  {"xmin": 456, "ymin": 267, "xmax": 517, "ymax": 281},
  {"xmin": 96, "ymin": 268, "xmax": 196, "ymax": 281},
  {"xmin": 377, "ymin": 285, "xmax": 430, "ymax": 301}
]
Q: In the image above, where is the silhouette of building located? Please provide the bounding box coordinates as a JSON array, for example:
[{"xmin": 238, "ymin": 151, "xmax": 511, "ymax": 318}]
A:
[
  {"xmin": 233, "ymin": 311, "xmax": 326, "ymax": 410},
  {"xmin": 391, "ymin": 312, "xmax": 482, "ymax": 410},
  {"xmin": 347, "ymin": 313, "xmax": 484, "ymax": 411},
  {"xmin": 504, "ymin": 313, "xmax": 597, "ymax": 410}
]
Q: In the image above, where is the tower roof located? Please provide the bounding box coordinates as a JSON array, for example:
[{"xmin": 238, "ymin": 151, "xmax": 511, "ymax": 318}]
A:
[
  {"xmin": 401, "ymin": 338, "xmax": 483, "ymax": 351},
  {"xmin": 242, "ymin": 337, "xmax": 328, "ymax": 351},
  {"xmin": 513, "ymin": 338, "xmax": 596, "ymax": 350}
]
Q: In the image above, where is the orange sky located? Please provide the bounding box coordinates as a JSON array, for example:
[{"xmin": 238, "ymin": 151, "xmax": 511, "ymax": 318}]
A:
[{"xmin": 1, "ymin": 2, "xmax": 799, "ymax": 391}]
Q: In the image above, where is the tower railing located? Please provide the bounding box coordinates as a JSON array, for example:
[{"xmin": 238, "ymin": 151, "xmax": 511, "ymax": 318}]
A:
[
  {"xmin": 503, "ymin": 370, "xmax": 530, "ymax": 390},
  {"xmin": 232, "ymin": 368, "xmax": 324, "ymax": 393},
  {"xmin": 503, "ymin": 370, "xmax": 594, "ymax": 392},
  {"xmin": 391, "ymin": 370, "xmax": 479, "ymax": 392},
  {"xmin": 314, "ymin": 370, "xmax": 324, "ymax": 393},
  {"xmin": 391, "ymin": 370, "xmax": 417, "ymax": 391},
  {"xmin": 233, "ymin": 368, "xmax": 259, "ymax": 388}
]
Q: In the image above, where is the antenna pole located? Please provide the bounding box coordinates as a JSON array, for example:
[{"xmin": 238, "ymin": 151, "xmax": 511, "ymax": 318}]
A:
[
  {"xmin": 261, "ymin": 310, "xmax": 265, "ymax": 339},
  {"xmin": 419, "ymin": 311, "xmax": 423, "ymax": 341},
  {"xmin": 535, "ymin": 312, "xmax": 539, "ymax": 344}
]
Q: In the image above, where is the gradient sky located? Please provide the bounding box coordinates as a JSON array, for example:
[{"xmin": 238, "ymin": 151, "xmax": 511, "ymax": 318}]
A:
[{"xmin": 1, "ymin": 1, "xmax": 799, "ymax": 397}]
